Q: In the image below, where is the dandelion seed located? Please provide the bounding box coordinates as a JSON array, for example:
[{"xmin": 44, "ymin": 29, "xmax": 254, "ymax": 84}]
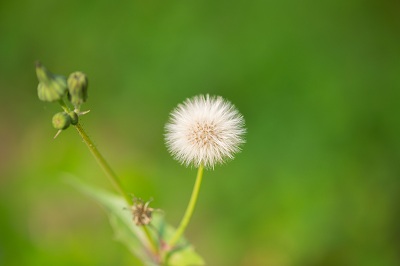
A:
[{"xmin": 165, "ymin": 94, "xmax": 246, "ymax": 168}]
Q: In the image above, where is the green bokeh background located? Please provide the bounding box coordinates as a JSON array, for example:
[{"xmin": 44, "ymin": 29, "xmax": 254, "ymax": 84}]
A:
[{"xmin": 1, "ymin": 1, "xmax": 399, "ymax": 265}]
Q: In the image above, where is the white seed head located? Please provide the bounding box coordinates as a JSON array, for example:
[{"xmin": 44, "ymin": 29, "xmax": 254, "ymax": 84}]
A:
[{"xmin": 165, "ymin": 94, "xmax": 246, "ymax": 168}]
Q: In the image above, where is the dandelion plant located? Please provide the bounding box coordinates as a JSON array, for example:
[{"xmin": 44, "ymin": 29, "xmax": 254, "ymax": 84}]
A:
[{"xmin": 35, "ymin": 62, "xmax": 246, "ymax": 266}]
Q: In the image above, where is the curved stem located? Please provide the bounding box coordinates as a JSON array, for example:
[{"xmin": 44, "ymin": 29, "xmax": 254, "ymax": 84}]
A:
[{"xmin": 169, "ymin": 164, "xmax": 204, "ymax": 247}]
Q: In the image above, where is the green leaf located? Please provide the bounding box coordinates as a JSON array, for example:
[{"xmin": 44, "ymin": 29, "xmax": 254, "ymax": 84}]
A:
[
  {"xmin": 66, "ymin": 176, "xmax": 204, "ymax": 266},
  {"xmin": 151, "ymin": 214, "xmax": 205, "ymax": 266}
]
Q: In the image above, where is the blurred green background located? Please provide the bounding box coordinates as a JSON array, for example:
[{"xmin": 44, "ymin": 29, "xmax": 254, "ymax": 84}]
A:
[{"xmin": 1, "ymin": 0, "xmax": 400, "ymax": 265}]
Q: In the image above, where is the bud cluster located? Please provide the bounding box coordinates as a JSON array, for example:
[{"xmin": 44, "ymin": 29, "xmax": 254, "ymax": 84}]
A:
[{"xmin": 35, "ymin": 61, "xmax": 89, "ymax": 136}]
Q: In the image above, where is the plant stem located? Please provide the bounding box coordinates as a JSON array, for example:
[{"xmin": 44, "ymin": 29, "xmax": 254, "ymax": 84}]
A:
[
  {"xmin": 143, "ymin": 225, "xmax": 158, "ymax": 254},
  {"xmin": 73, "ymin": 120, "xmax": 159, "ymax": 256},
  {"xmin": 169, "ymin": 164, "xmax": 204, "ymax": 247},
  {"xmin": 58, "ymin": 99, "xmax": 70, "ymax": 113},
  {"xmin": 58, "ymin": 99, "xmax": 130, "ymax": 202},
  {"xmin": 57, "ymin": 99, "xmax": 159, "ymax": 256},
  {"xmin": 74, "ymin": 123, "xmax": 131, "ymax": 203}
]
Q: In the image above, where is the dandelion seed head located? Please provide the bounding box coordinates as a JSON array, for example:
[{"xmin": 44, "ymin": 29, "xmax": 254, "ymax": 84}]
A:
[{"xmin": 165, "ymin": 94, "xmax": 246, "ymax": 168}]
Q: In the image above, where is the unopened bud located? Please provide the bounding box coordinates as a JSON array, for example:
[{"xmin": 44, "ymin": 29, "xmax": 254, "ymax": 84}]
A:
[
  {"xmin": 35, "ymin": 61, "xmax": 67, "ymax": 102},
  {"xmin": 67, "ymin": 71, "xmax": 88, "ymax": 108},
  {"xmin": 68, "ymin": 111, "xmax": 79, "ymax": 125},
  {"xmin": 52, "ymin": 112, "xmax": 71, "ymax": 130}
]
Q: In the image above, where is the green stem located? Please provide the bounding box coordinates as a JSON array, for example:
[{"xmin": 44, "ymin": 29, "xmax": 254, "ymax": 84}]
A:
[
  {"xmin": 74, "ymin": 122, "xmax": 159, "ymax": 256},
  {"xmin": 74, "ymin": 123, "xmax": 131, "ymax": 203},
  {"xmin": 58, "ymin": 99, "xmax": 70, "ymax": 113},
  {"xmin": 59, "ymin": 99, "xmax": 130, "ymax": 202},
  {"xmin": 143, "ymin": 225, "xmax": 158, "ymax": 254},
  {"xmin": 169, "ymin": 164, "xmax": 204, "ymax": 247},
  {"xmin": 57, "ymin": 99, "xmax": 159, "ymax": 256}
]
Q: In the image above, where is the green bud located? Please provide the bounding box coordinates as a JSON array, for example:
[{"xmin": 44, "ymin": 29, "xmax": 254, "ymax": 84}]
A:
[
  {"xmin": 68, "ymin": 111, "xmax": 79, "ymax": 125},
  {"xmin": 52, "ymin": 112, "xmax": 71, "ymax": 130},
  {"xmin": 35, "ymin": 61, "xmax": 68, "ymax": 102},
  {"xmin": 67, "ymin": 71, "xmax": 88, "ymax": 108}
]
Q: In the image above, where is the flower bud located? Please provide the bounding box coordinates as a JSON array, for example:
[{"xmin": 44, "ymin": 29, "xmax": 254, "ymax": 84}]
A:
[
  {"xmin": 52, "ymin": 112, "xmax": 71, "ymax": 130},
  {"xmin": 67, "ymin": 71, "xmax": 88, "ymax": 108},
  {"xmin": 68, "ymin": 111, "xmax": 79, "ymax": 125},
  {"xmin": 35, "ymin": 61, "xmax": 67, "ymax": 102}
]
